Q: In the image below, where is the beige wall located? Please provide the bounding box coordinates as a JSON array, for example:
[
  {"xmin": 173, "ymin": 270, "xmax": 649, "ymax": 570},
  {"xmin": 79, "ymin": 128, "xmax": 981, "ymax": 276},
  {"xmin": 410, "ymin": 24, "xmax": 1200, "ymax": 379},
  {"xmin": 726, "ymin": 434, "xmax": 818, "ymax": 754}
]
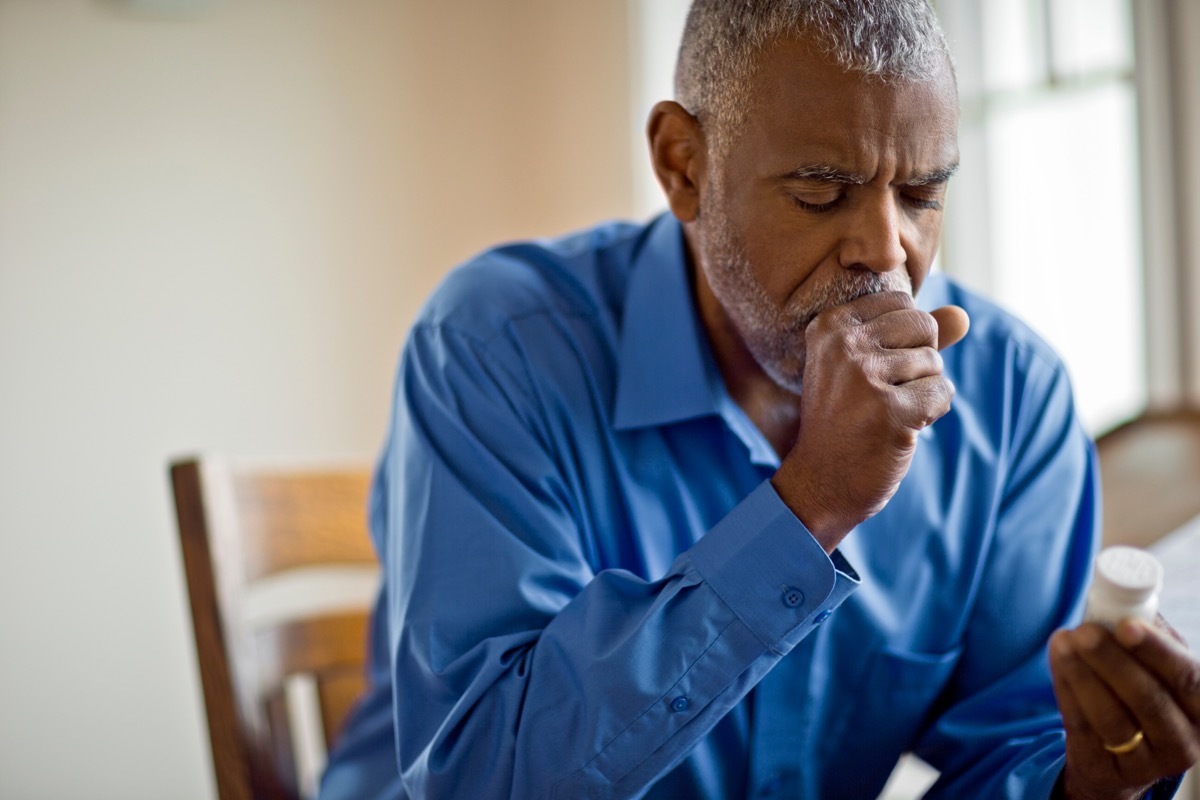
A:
[{"xmin": 0, "ymin": 1, "xmax": 633, "ymax": 797}]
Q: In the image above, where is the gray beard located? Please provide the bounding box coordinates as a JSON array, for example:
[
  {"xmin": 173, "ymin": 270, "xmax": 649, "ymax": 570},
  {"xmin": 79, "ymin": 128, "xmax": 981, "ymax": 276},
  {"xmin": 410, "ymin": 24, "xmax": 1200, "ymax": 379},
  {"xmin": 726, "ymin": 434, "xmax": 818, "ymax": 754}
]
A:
[{"xmin": 699, "ymin": 203, "xmax": 913, "ymax": 394}]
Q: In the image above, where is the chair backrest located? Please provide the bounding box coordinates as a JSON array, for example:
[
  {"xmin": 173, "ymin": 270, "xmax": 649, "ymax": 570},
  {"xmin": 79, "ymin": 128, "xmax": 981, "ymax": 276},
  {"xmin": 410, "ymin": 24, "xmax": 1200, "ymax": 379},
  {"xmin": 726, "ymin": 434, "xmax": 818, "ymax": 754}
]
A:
[{"xmin": 170, "ymin": 456, "xmax": 379, "ymax": 800}]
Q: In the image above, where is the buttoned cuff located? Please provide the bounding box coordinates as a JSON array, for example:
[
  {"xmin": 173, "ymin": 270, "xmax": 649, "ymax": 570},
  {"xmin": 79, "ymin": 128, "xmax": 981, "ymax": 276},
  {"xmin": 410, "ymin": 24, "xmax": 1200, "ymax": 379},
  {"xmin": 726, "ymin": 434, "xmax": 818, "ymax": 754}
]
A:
[{"xmin": 690, "ymin": 480, "xmax": 861, "ymax": 653}]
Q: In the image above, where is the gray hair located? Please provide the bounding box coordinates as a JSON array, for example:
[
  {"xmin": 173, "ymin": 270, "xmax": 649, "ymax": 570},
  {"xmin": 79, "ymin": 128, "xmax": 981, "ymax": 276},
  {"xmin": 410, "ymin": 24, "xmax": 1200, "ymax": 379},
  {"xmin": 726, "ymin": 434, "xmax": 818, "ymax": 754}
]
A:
[{"xmin": 676, "ymin": 0, "xmax": 952, "ymax": 149}]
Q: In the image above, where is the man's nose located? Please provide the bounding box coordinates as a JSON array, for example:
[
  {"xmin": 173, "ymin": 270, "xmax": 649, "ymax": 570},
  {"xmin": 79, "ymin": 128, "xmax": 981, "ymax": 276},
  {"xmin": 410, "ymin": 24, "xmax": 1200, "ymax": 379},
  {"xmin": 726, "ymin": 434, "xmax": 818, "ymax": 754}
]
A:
[{"xmin": 839, "ymin": 193, "xmax": 907, "ymax": 273}]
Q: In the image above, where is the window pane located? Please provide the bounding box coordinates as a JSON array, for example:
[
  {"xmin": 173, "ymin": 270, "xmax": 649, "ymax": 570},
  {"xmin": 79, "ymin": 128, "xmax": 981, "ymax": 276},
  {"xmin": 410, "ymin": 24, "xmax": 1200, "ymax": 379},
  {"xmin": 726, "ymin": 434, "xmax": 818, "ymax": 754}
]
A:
[
  {"xmin": 1049, "ymin": 0, "xmax": 1133, "ymax": 77},
  {"xmin": 986, "ymin": 83, "xmax": 1144, "ymax": 432},
  {"xmin": 981, "ymin": 0, "xmax": 1047, "ymax": 92}
]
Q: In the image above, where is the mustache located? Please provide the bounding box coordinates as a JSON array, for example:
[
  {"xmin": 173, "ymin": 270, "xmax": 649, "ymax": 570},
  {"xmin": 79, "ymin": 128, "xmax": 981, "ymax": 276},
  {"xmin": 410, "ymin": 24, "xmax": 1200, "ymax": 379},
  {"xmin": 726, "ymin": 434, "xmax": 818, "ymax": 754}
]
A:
[{"xmin": 788, "ymin": 271, "xmax": 913, "ymax": 331}]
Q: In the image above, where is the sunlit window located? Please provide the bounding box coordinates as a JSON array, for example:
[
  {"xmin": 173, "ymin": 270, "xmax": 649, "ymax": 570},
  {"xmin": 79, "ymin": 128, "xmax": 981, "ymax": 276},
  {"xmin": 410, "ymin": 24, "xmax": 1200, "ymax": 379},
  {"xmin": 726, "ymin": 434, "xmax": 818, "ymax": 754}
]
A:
[{"xmin": 939, "ymin": 0, "xmax": 1145, "ymax": 434}]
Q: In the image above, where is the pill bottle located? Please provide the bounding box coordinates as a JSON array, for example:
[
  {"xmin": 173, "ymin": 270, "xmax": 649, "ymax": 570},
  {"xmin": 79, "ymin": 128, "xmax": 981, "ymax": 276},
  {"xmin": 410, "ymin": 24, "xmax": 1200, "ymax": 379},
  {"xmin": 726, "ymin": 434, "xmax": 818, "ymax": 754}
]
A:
[{"xmin": 1083, "ymin": 546, "xmax": 1163, "ymax": 631}]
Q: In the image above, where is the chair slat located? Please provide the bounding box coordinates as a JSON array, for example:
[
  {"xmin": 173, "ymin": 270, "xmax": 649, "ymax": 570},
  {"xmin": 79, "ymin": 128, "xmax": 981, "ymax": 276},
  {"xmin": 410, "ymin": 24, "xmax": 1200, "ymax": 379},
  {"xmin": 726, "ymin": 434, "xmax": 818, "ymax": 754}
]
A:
[
  {"xmin": 255, "ymin": 612, "xmax": 371, "ymax": 695},
  {"xmin": 232, "ymin": 469, "xmax": 376, "ymax": 583}
]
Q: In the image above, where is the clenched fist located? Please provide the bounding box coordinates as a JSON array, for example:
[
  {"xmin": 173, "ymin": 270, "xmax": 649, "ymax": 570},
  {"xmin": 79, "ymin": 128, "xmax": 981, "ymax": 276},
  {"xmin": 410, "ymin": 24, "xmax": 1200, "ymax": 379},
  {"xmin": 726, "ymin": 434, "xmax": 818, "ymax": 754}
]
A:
[{"xmin": 771, "ymin": 291, "xmax": 969, "ymax": 552}]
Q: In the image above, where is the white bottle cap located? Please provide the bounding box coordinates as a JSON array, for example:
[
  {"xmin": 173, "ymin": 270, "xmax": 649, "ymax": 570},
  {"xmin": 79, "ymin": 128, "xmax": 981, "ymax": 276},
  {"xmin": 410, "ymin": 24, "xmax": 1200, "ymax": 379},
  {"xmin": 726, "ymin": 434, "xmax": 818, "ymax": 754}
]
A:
[{"xmin": 1093, "ymin": 546, "xmax": 1163, "ymax": 605}]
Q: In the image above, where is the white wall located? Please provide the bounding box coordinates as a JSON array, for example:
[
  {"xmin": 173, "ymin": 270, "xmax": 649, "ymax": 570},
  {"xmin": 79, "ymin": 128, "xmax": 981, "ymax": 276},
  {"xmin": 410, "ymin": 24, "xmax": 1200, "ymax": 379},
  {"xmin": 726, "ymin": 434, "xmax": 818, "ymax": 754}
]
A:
[{"xmin": 0, "ymin": 1, "xmax": 633, "ymax": 797}]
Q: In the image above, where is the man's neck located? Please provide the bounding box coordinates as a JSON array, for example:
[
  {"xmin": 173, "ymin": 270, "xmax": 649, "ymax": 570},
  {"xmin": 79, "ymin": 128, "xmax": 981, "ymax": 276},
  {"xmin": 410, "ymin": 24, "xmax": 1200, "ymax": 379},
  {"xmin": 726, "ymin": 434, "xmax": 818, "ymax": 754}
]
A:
[{"xmin": 692, "ymin": 287, "xmax": 801, "ymax": 457}]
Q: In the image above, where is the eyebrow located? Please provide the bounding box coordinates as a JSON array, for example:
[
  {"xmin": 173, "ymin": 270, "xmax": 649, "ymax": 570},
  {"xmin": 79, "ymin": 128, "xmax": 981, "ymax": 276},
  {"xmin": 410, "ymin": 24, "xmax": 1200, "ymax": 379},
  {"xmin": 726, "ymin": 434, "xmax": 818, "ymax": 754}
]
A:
[
  {"xmin": 903, "ymin": 164, "xmax": 960, "ymax": 186},
  {"xmin": 779, "ymin": 162, "xmax": 960, "ymax": 187},
  {"xmin": 782, "ymin": 165, "xmax": 867, "ymax": 185}
]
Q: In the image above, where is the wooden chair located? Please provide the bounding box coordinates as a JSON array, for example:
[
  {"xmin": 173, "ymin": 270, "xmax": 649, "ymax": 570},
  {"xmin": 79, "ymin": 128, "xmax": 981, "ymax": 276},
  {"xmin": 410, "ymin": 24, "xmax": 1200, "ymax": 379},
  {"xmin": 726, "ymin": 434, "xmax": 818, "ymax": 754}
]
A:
[{"xmin": 170, "ymin": 456, "xmax": 380, "ymax": 800}]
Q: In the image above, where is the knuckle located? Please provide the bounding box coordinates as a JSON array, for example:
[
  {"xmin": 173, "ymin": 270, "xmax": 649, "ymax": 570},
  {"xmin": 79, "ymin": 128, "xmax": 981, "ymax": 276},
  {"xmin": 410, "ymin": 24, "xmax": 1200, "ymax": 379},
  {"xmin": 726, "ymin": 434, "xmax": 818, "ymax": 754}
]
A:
[
  {"xmin": 924, "ymin": 346, "xmax": 944, "ymax": 374},
  {"xmin": 922, "ymin": 378, "xmax": 954, "ymax": 421},
  {"xmin": 840, "ymin": 329, "xmax": 872, "ymax": 364},
  {"xmin": 915, "ymin": 311, "xmax": 939, "ymax": 344},
  {"xmin": 820, "ymin": 305, "xmax": 856, "ymax": 331},
  {"xmin": 934, "ymin": 377, "xmax": 954, "ymax": 408},
  {"xmin": 806, "ymin": 311, "xmax": 842, "ymax": 346},
  {"xmin": 863, "ymin": 351, "xmax": 888, "ymax": 384}
]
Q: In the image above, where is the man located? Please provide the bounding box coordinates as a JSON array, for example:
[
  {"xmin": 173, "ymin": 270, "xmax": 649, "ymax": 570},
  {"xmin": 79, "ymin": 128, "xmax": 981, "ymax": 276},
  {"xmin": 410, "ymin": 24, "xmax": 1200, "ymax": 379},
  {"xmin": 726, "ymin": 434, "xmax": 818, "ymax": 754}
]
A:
[{"xmin": 321, "ymin": 1, "xmax": 1200, "ymax": 797}]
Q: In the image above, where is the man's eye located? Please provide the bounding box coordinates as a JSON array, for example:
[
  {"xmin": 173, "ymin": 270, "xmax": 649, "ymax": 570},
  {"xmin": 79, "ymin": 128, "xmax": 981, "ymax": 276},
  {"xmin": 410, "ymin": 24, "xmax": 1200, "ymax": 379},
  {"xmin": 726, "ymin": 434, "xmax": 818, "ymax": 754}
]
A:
[
  {"xmin": 790, "ymin": 193, "xmax": 844, "ymax": 213},
  {"xmin": 902, "ymin": 191, "xmax": 944, "ymax": 211}
]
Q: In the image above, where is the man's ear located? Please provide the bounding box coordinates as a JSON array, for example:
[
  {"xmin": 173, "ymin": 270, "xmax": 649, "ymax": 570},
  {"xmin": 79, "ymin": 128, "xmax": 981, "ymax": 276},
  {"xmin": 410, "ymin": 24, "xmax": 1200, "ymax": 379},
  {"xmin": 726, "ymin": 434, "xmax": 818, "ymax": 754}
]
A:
[{"xmin": 647, "ymin": 101, "xmax": 706, "ymax": 223}]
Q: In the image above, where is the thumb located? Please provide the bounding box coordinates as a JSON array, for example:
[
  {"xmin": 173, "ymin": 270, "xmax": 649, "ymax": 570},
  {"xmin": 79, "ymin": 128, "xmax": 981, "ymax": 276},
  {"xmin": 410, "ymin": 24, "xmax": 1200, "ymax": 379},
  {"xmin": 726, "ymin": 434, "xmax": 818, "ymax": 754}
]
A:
[{"xmin": 930, "ymin": 305, "xmax": 970, "ymax": 351}]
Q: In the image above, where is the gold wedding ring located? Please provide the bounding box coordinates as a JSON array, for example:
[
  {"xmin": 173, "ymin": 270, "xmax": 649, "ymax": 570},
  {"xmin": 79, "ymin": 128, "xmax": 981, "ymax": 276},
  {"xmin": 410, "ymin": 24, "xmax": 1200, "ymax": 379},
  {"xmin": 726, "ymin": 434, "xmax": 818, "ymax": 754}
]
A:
[{"xmin": 1103, "ymin": 729, "xmax": 1145, "ymax": 755}]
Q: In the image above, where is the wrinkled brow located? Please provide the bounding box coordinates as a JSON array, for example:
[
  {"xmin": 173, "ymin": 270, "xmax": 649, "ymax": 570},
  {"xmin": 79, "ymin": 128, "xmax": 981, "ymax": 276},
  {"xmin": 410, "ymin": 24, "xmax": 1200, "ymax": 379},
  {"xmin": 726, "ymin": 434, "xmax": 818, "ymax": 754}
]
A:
[
  {"xmin": 903, "ymin": 164, "xmax": 959, "ymax": 186},
  {"xmin": 782, "ymin": 165, "xmax": 867, "ymax": 184},
  {"xmin": 781, "ymin": 163, "xmax": 960, "ymax": 186}
]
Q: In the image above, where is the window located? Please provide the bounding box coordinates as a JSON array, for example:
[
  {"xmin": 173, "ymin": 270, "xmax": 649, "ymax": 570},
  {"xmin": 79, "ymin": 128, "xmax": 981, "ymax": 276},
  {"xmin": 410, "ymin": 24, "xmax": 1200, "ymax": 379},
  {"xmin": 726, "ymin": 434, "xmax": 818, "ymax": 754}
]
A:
[{"xmin": 937, "ymin": 0, "xmax": 1145, "ymax": 434}]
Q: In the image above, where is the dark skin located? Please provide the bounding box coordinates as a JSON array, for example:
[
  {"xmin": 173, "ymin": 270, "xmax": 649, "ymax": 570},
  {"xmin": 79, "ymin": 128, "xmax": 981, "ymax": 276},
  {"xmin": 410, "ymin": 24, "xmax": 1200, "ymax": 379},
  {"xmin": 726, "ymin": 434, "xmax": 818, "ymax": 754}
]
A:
[
  {"xmin": 1051, "ymin": 621, "xmax": 1200, "ymax": 799},
  {"xmin": 648, "ymin": 33, "xmax": 1199, "ymax": 800}
]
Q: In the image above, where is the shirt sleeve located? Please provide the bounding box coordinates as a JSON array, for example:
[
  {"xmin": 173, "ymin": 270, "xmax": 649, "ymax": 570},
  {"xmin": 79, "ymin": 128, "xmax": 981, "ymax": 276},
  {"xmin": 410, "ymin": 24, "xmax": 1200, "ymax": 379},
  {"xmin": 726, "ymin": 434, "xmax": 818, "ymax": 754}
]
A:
[
  {"xmin": 383, "ymin": 323, "xmax": 858, "ymax": 800},
  {"xmin": 911, "ymin": 347, "xmax": 1180, "ymax": 799}
]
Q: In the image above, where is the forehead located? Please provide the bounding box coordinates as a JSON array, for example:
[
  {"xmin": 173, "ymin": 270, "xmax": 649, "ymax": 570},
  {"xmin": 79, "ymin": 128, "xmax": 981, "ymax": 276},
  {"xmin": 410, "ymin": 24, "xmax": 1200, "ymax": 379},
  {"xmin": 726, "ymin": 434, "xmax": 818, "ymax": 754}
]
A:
[{"xmin": 730, "ymin": 36, "xmax": 959, "ymax": 178}]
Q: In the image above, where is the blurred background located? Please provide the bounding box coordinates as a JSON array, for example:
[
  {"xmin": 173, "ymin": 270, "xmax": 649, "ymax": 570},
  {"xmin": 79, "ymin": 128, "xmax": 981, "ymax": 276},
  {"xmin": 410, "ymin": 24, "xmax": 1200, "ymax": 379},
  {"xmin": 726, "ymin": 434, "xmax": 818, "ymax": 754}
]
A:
[{"xmin": 1, "ymin": 1, "xmax": 1197, "ymax": 798}]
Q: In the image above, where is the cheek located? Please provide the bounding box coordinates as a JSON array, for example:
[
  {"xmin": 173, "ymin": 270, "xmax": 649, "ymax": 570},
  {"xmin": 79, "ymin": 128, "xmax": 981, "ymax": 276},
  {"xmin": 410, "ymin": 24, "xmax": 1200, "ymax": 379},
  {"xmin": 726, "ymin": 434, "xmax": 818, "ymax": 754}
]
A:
[
  {"xmin": 906, "ymin": 226, "xmax": 944, "ymax": 289},
  {"xmin": 906, "ymin": 217, "xmax": 944, "ymax": 260},
  {"xmin": 751, "ymin": 242, "xmax": 824, "ymax": 302},
  {"xmin": 739, "ymin": 217, "xmax": 827, "ymax": 288}
]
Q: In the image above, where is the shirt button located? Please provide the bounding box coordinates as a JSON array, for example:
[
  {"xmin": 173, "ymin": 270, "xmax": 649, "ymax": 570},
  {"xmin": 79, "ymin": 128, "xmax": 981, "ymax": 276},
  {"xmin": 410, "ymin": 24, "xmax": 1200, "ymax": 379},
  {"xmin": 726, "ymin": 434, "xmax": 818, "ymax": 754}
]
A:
[
  {"xmin": 813, "ymin": 609, "xmax": 832, "ymax": 625},
  {"xmin": 781, "ymin": 586, "xmax": 804, "ymax": 608},
  {"xmin": 669, "ymin": 695, "xmax": 690, "ymax": 713}
]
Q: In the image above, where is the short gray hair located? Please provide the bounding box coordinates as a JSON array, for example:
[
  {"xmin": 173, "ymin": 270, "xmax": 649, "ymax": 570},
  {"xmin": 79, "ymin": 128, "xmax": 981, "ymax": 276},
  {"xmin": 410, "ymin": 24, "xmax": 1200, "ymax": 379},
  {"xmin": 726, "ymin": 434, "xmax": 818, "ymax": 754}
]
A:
[{"xmin": 676, "ymin": 0, "xmax": 952, "ymax": 148}]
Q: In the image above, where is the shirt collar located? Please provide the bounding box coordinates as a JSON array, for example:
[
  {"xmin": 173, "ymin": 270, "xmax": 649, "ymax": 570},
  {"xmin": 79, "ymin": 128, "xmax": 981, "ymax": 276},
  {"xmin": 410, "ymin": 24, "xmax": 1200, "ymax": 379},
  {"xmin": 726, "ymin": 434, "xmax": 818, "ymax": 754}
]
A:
[
  {"xmin": 610, "ymin": 214, "xmax": 796, "ymax": 468},
  {"xmin": 612, "ymin": 214, "xmax": 720, "ymax": 431}
]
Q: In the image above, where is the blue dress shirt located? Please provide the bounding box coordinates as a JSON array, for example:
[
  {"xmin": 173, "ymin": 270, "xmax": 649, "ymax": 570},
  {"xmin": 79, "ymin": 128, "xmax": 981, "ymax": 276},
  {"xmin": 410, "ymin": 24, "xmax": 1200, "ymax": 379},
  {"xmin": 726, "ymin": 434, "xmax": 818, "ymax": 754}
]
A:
[{"xmin": 319, "ymin": 214, "xmax": 1175, "ymax": 799}]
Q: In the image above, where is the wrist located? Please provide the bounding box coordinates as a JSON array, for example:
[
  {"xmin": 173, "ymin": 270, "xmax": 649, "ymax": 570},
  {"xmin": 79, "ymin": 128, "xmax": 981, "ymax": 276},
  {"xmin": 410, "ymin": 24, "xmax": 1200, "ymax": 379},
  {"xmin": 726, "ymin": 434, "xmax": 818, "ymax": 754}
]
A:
[{"xmin": 769, "ymin": 464, "xmax": 853, "ymax": 553}]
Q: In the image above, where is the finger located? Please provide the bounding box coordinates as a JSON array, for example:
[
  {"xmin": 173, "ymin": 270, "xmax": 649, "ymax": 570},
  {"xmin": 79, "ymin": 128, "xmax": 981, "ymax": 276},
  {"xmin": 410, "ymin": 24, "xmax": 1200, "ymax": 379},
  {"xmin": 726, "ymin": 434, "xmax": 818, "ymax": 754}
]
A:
[
  {"xmin": 827, "ymin": 290, "xmax": 915, "ymax": 324},
  {"xmin": 888, "ymin": 374, "xmax": 954, "ymax": 430},
  {"xmin": 1051, "ymin": 632, "xmax": 1098, "ymax": 740},
  {"xmin": 1051, "ymin": 649, "xmax": 1157, "ymax": 789},
  {"xmin": 859, "ymin": 308, "xmax": 939, "ymax": 350},
  {"xmin": 1069, "ymin": 623, "xmax": 1198, "ymax": 762},
  {"xmin": 1115, "ymin": 620, "xmax": 1200, "ymax": 720},
  {"xmin": 872, "ymin": 346, "xmax": 943, "ymax": 386},
  {"xmin": 930, "ymin": 305, "xmax": 970, "ymax": 351},
  {"xmin": 1051, "ymin": 628, "xmax": 1143, "ymax": 750}
]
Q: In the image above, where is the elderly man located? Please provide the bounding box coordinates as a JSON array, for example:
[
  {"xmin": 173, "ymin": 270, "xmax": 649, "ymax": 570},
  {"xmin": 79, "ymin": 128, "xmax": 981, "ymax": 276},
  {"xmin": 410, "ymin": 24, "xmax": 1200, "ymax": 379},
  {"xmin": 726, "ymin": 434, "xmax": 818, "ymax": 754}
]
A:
[{"xmin": 321, "ymin": 1, "xmax": 1200, "ymax": 797}]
